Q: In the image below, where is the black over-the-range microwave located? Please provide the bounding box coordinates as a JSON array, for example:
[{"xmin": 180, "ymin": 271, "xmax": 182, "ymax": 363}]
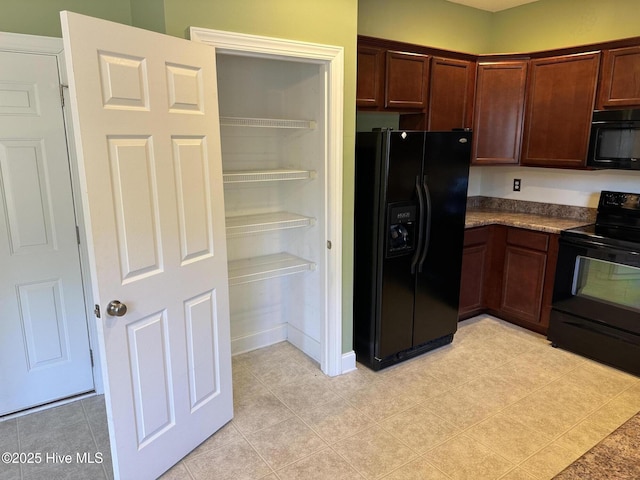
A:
[{"xmin": 588, "ymin": 108, "xmax": 640, "ymax": 170}]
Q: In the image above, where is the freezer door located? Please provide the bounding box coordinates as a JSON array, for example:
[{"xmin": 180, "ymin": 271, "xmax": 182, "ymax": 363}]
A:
[
  {"xmin": 377, "ymin": 131, "xmax": 425, "ymax": 359},
  {"xmin": 413, "ymin": 131, "xmax": 471, "ymax": 346}
]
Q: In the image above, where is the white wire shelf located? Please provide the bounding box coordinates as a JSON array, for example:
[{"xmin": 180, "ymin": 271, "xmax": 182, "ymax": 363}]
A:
[
  {"xmin": 223, "ymin": 169, "xmax": 316, "ymax": 184},
  {"xmin": 226, "ymin": 212, "xmax": 315, "ymax": 237},
  {"xmin": 219, "ymin": 116, "xmax": 316, "ymax": 129},
  {"xmin": 227, "ymin": 253, "xmax": 316, "ymax": 286}
]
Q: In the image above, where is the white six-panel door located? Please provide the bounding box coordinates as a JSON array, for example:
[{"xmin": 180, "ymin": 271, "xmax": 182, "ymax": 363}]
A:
[
  {"xmin": 0, "ymin": 48, "xmax": 93, "ymax": 416},
  {"xmin": 61, "ymin": 12, "xmax": 233, "ymax": 479}
]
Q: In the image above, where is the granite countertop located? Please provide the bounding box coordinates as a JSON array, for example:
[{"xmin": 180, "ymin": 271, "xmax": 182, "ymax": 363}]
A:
[
  {"xmin": 465, "ymin": 197, "xmax": 596, "ymax": 234},
  {"xmin": 465, "ymin": 210, "xmax": 592, "ymax": 233},
  {"xmin": 554, "ymin": 411, "xmax": 640, "ymax": 479}
]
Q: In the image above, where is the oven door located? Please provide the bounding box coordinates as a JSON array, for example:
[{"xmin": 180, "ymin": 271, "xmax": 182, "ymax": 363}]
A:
[
  {"xmin": 553, "ymin": 236, "xmax": 640, "ymax": 328},
  {"xmin": 549, "ymin": 235, "xmax": 640, "ymax": 375}
]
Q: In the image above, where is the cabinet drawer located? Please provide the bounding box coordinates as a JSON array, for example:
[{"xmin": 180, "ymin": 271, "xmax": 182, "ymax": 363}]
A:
[
  {"xmin": 506, "ymin": 228, "xmax": 548, "ymax": 252},
  {"xmin": 464, "ymin": 226, "xmax": 489, "ymax": 246}
]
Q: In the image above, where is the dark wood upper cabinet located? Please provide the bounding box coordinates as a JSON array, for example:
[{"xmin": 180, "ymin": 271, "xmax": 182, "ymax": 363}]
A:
[
  {"xmin": 597, "ymin": 45, "xmax": 640, "ymax": 109},
  {"xmin": 385, "ymin": 51, "xmax": 430, "ymax": 109},
  {"xmin": 428, "ymin": 57, "xmax": 476, "ymax": 131},
  {"xmin": 521, "ymin": 52, "xmax": 601, "ymax": 168},
  {"xmin": 357, "ymin": 36, "xmax": 640, "ymax": 170},
  {"xmin": 356, "ymin": 45, "xmax": 385, "ymax": 108},
  {"xmin": 472, "ymin": 60, "xmax": 528, "ymax": 165}
]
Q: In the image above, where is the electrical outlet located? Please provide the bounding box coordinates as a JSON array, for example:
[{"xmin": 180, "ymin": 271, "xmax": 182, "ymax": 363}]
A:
[{"xmin": 513, "ymin": 178, "xmax": 521, "ymax": 191}]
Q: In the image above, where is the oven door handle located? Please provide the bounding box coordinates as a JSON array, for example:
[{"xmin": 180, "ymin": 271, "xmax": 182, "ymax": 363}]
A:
[{"xmin": 560, "ymin": 236, "xmax": 640, "ymax": 256}]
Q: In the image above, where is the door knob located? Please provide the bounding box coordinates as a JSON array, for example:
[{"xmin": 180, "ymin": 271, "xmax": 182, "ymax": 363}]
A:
[{"xmin": 106, "ymin": 300, "xmax": 127, "ymax": 317}]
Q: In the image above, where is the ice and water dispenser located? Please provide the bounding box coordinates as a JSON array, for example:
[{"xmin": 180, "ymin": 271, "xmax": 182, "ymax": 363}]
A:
[{"xmin": 386, "ymin": 203, "xmax": 416, "ymax": 256}]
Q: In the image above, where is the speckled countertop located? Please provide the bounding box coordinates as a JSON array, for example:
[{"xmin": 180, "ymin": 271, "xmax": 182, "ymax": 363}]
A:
[
  {"xmin": 554, "ymin": 412, "xmax": 640, "ymax": 479},
  {"xmin": 465, "ymin": 197, "xmax": 596, "ymax": 234}
]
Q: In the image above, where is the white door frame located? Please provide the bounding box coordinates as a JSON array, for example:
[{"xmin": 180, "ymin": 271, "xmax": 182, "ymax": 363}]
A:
[
  {"xmin": 0, "ymin": 31, "xmax": 104, "ymax": 396},
  {"xmin": 190, "ymin": 27, "xmax": 349, "ymax": 376}
]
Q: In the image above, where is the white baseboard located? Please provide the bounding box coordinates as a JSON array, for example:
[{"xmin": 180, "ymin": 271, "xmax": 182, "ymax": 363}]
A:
[
  {"xmin": 341, "ymin": 350, "xmax": 357, "ymax": 374},
  {"xmin": 231, "ymin": 324, "xmax": 287, "ymax": 355},
  {"xmin": 230, "ymin": 323, "xmax": 353, "ymax": 377},
  {"xmin": 287, "ymin": 323, "xmax": 321, "ymax": 363}
]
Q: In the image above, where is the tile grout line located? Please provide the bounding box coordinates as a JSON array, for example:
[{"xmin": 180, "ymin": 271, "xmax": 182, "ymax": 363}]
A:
[
  {"xmin": 233, "ymin": 414, "xmax": 287, "ymax": 478},
  {"xmin": 202, "ymin": 323, "xmax": 639, "ymax": 478},
  {"xmin": 15, "ymin": 417, "xmax": 23, "ymax": 480},
  {"xmin": 240, "ymin": 360, "xmax": 411, "ymax": 478},
  {"xmin": 239, "ymin": 383, "xmax": 359, "ymax": 476},
  {"xmin": 306, "ymin": 334, "xmax": 548, "ymax": 477},
  {"xmin": 344, "ymin": 335, "xmax": 593, "ymax": 479},
  {"xmin": 321, "ymin": 375, "xmax": 446, "ymax": 479},
  {"xmin": 447, "ymin": 359, "xmax": 636, "ymax": 479},
  {"xmin": 16, "ymin": 318, "xmax": 633, "ymax": 480},
  {"xmin": 177, "ymin": 460, "xmax": 197, "ymax": 480},
  {"xmin": 231, "ymin": 323, "xmax": 637, "ymax": 480},
  {"xmin": 80, "ymin": 398, "xmax": 109, "ymax": 480}
]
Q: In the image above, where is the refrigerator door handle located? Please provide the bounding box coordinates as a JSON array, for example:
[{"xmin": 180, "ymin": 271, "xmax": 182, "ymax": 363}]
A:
[
  {"xmin": 410, "ymin": 175, "xmax": 425, "ymax": 274},
  {"xmin": 418, "ymin": 175, "xmax": 432, "ymax": 273}
]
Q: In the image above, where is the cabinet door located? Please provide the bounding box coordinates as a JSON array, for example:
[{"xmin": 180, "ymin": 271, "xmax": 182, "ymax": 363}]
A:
[
  {"xmin": 501, "ymin": 245, "xmax": 547, "ymax": 326},
  {"xmin": 472, "ymin": 61, "xmax": 527, "ymax": 165},
  {"xmin": 459, "ymin": 227, "xmax": 490, "ymax": 318},
  {"xmin": 428, "ymin": 57, "xmax": 475, "ymax": 131},
  {"xmin": 500, "ymin": 228, "xmax": 549, "ymax": 329},
  {"xmin": 521, "ymin": 52, "xmax": 601, "ymax": 168},
  {"xmin": 539, "ymin": 234, "xmax": 559, "ymax": 330},
  {"xmin": 385, "ymin": 50, "xmax": 430, "ymax": 109},
  {"xmin": 597, "ymin": 45, "xmax": 640, "ymax": 109},
  {"xmin": 357, "ymin": 45, "xmax": 385, "ymax": 108}
]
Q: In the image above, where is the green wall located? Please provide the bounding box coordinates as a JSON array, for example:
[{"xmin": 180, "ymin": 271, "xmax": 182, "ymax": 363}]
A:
[
  {"xmin": 358, "ymin": 0, "xmax": 493, "ymax": 53},
  {"xmin": 0, "ymin": 0, "xmax": 132, "ymax": 37},
  {"xmin": 130, "ymin": 0, "xmax": 166, "ymax": 34},
  {"xmin": 490, "ymin": 0, "xmax": 640, "ymax": 53},
  {"xmin": 358, "ymin": 0, "xmax": 640, "ymax": 55}
]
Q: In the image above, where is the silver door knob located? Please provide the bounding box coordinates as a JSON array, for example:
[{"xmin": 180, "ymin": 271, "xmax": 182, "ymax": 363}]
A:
[{"xmin": 106, "ymin": 300, "xmax": 127, "ymax": 317}]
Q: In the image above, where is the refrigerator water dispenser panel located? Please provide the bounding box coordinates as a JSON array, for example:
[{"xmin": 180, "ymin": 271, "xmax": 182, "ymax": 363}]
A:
[{"xmin": 387, "ymin": 203, "xmax": 416, "ymax": 256}]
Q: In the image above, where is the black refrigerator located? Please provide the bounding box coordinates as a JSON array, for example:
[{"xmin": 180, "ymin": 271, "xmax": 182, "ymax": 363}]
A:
[{"xmin": 353, "ymin": 129, "xmax": 471, "ymax": 370}]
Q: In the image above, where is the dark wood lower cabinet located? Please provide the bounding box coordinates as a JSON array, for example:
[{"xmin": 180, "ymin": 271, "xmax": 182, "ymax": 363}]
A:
[
  {"xmin": 459, "ymin": 225, "xmax": 559, "ymax": 334},
  {"xmin": 500, "ymin": 245, "xmax": 547, "ymax": 326}
]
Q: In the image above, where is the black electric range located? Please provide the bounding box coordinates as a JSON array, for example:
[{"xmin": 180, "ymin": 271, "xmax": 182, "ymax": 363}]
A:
[
  {"xmin": 562, "ymin": 190, "xmax": 640, "ymax": 246},
  {"xmin": 548, "ymin": 191, "xmax": 640, "ymax": 376}
]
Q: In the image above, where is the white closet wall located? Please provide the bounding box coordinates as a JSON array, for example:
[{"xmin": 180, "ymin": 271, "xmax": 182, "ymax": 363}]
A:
[{"xmin": 216, "ymin": 54, "xmax": 326, "ymax": 360}]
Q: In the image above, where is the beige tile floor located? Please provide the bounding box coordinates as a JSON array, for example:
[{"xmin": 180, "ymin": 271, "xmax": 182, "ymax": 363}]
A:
[
  {"xmin": 3, "ymin": 315, "xmax": 640, "ymax": 480},
  {"xmin": 0, "ymin": 395, "xmax": 112, "ymax": 480}
]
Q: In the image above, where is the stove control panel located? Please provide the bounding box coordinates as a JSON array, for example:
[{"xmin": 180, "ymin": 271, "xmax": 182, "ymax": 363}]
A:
[{"xmin": 599, "ymin": 191, "xmax": 640, "ymax": 210}]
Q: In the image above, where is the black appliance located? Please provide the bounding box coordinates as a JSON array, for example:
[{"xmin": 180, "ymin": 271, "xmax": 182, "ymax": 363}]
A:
[
  {"xmin": 549, "ymin": 190, "xmax": 640, "ymax": 376},
  {"xmin": 353, "ymin": 129, "xmax": 471, "ymax": 370},
  {"xmin": 587, "ymin": 109, "xmax": 640, "ymax": 170}
]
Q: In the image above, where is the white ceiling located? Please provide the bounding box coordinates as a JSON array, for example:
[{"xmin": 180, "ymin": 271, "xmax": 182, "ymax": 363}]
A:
[{"xmin": 446, "ymin": 0, "xmax": 540, "ymax": 12}]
